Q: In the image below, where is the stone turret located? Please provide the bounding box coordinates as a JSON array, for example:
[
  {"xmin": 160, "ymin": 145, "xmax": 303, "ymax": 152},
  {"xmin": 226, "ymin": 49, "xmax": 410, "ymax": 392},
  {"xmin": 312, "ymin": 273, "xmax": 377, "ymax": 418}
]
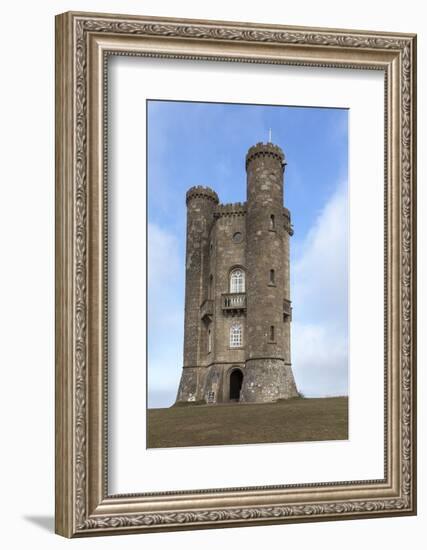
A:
[
  {"xmin": 176, "ymin": 186, "xmax": 218, "ymax": 402},
  {"xmin": 242, "ymin": 142, "xmax": 298, "ymax": 401}
]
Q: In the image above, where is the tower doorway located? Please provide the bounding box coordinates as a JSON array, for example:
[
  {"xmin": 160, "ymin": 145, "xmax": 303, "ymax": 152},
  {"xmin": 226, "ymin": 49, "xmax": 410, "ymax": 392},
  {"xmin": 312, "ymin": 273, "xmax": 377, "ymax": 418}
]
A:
[{"xmin": 229, "ymin": 369, "xmax": 243, "ymax": 401}]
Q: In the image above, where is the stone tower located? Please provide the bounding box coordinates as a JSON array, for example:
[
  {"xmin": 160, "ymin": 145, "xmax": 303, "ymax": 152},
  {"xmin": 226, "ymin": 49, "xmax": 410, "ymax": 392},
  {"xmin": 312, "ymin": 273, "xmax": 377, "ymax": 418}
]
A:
[{"xmin": 176, "ymin": 142, "xmax": 298, "ymax": 404}]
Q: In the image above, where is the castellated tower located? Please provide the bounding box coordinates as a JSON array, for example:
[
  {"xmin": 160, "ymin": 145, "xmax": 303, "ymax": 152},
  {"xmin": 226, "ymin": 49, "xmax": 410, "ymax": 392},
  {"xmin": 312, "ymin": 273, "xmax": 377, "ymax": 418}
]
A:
[
  {"xmin": 176, "ymin": 142, "xmax": 298, "ymax": 404},
  {"xmin": 242, "ymin": 143, "xmax": 298, "ymax": 401}
]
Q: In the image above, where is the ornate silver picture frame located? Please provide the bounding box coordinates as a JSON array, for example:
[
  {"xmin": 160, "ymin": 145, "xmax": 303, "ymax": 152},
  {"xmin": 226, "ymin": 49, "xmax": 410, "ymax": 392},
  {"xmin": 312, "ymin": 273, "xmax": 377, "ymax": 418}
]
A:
[{"xmin": 55, "ymin": 11, "xmax": 417, "ymax": 537}]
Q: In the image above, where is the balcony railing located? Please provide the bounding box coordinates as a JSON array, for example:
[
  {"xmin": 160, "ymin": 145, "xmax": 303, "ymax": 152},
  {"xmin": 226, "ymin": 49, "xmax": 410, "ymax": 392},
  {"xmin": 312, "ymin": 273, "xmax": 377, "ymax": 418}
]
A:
[
  {"xmin": 222, "ymin": 292, "xmax": 246, "ymax": 313},
  {"xmin": 200, "ymin": 299, "xmax": 213, "ymax": 321}
]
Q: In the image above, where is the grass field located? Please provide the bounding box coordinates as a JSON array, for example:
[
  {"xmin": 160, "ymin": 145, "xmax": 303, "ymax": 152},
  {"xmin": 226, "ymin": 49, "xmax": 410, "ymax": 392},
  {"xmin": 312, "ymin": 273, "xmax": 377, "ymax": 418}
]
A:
[{"xmin": 147, "ymin": 397, "xmax": 348, "ymax": 448}]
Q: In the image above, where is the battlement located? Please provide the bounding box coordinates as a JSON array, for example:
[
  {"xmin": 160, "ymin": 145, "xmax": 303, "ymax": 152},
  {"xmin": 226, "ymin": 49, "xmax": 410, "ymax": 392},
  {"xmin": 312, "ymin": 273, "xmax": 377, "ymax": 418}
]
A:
[
  {"xmin": 214, "ymin": 202, "xmax": 247, "ymax": 218},
  {"xmin": 245, "ymin": 142, "xmax": 286, "ymax": 170},
  {"xmin": 186, "ymin": 186, "xmax": 219, "ymax": 206}
]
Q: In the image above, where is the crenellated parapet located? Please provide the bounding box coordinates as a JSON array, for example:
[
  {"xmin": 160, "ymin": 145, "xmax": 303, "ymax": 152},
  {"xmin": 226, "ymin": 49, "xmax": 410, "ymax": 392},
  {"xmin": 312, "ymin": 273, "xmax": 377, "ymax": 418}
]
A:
[
  {"xmin": 186, "ymin": 185, "xmax": 219, "ymax": 206},
  {"xmin": 214, "ymin": 202, "xmax": 247, "ymax": 218},
  {"xmin": 245, "ymin": 142, "xmax": 286, "ymax": 171}
]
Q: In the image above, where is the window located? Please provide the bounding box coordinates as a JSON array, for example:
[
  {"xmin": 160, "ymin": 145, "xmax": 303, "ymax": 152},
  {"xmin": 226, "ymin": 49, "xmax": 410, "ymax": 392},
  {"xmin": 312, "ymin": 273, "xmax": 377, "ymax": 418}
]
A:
[
  {"xmin": 269, "ymin": 269, "xmax": 275, "ymax": 285},
  {"xmin": 270, "ymin": 325, "xmax": 275, "ymax": 342},
  {"xmin": 230, "ymin": 268, "xmax": 245, "ymax": 293},
  {"xmin": 208, "ymin": 274, "xmax": 213, "ymax": 299},
  {"xmin": 230, "ymin": 324, "xmax": 242, "ymax": 348},
  {"xmin": 232, "ymin": 231, "xmax": 243, "ymax": 243},
  {"xmin": 208, "ymin": 328, "xmax": 212, "ymax": 353},
  {"xmin": 270, "ymin": 214, "xmax": 275, "ymax": 230}
]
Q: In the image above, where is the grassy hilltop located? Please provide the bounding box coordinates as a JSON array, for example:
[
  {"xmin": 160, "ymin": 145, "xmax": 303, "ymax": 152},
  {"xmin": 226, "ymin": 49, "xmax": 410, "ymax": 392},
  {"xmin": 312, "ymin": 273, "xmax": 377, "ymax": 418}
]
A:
[{"xmin": 147, "ymin": 396, "xmax": 348, "ymax": 448}]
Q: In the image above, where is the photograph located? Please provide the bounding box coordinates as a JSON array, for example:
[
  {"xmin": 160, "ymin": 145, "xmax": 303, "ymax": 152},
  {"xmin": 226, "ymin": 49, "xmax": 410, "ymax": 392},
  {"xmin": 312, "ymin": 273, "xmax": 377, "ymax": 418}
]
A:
[{"xmin": 147, "ymin": 99, "xmax": 349, "ymax": 448}]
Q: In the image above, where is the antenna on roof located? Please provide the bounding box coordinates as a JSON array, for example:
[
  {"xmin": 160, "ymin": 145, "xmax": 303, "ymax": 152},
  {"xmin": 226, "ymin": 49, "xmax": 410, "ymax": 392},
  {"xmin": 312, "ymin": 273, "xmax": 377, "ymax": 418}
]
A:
[{"xmin": 268, "ymin": 128, "xmax": 272, "ymax": 143}]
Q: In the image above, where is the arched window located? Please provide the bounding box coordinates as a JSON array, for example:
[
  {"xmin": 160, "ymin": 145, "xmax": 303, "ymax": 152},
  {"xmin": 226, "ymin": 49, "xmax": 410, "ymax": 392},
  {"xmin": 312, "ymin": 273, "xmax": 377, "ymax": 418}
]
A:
[
  {"xmin": 230, "ymin": 324, "xmax": 242, "ymax": 348},
  {"xmin": 269, "ymin": 269, "xmax": 275, "ymax": 285},
  {"xmin": 230, "ymin": 268, "xmax": 245, "ymax": 293},
  {"xmin": 208, "ymin": 328, "xmax": 212, "ymax": 353},
  {"xmin": 270, "ymin": 214, "xmax": 275, "ymax": 230}
]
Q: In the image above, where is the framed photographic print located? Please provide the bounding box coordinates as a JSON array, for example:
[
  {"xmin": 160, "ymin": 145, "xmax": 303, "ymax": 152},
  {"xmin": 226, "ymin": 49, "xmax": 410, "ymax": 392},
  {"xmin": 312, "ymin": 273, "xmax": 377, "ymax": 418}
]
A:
[{"xmin": 55, "ymin": 11, "xmax": 417, "ymax": 537}]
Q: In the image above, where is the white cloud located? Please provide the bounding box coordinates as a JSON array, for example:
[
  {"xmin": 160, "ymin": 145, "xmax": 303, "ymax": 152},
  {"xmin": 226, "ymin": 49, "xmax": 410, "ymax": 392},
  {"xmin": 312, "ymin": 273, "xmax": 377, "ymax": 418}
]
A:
[
  {"xmin": 292, "ymin": 322, "xmax": 348, "ymax": 396},
  {"xmin": 291, "ymin": 182, "xmax": 349, "ymax": 396},
  {"xmin": 148, "ymin": 223, "xmax": 185, "ymax": 402}
]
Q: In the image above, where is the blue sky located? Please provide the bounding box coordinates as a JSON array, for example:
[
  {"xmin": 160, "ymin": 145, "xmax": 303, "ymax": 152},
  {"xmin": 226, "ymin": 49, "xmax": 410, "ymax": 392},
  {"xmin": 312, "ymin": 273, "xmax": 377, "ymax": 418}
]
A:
[{"xmin": 147, "ymin": 100, "xmax": 348, "ymax": 408}]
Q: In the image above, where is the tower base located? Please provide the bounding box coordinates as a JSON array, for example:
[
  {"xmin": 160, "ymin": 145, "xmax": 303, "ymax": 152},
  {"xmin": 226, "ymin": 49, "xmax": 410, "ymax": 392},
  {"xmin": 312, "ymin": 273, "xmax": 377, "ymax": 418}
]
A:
[
  {"xmin": 240, "ymin": 359, "xmax": 298, "ymax": 403},
  {"xmin": 175, "ymin": 359, "xmax": 298, "ymax": 405},
  {"xmin": 175, "ymin": 367, "xmax": 207, "ymax": 403}
]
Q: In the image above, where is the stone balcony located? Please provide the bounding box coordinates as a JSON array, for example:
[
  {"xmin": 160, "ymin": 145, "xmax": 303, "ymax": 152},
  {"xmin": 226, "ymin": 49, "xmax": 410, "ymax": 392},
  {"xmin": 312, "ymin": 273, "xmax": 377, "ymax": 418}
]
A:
[
  {"xmin": 200, "ymin": 299, "xmax": 214, "ymax": 321},
  {"xmin": 222, "ymin": 292, "xmax": 246, "ymax": 314},
  {"xmin": 283, "ymin": 298, "xmax": 292, "ymax": 321}
]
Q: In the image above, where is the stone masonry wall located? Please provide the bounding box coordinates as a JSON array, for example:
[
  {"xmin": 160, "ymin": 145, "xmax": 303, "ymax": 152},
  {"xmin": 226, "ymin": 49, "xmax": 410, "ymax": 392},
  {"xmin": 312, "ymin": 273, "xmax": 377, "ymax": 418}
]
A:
[{"xmin": 210, "ymin": 211, "xmax": 246, "ymax": 364}]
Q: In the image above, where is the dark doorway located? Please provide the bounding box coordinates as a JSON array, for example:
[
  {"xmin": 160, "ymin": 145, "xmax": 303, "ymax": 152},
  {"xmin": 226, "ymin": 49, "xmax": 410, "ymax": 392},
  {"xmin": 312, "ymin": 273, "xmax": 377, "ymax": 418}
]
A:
[{"xmin": 229, "ymin": 369, "xmax": 243, "ymax": 401}]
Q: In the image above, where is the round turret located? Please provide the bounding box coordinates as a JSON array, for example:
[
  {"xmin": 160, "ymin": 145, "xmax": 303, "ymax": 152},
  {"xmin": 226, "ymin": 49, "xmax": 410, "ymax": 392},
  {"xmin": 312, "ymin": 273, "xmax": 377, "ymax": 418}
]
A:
[
  {"xmin": 245, "ymin": 142, "xmax": 286, "ymax": 171},
  {"xmin": 186, "ymin": 185, "xmax": 219, "ymax": 206},
  {"xmin": 181, "ymin": 184, "xmax": 218, "ymax": 377},
  {"xmin": 242, "ymin": 140, "xmax": 298, "ymax": 401}
]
